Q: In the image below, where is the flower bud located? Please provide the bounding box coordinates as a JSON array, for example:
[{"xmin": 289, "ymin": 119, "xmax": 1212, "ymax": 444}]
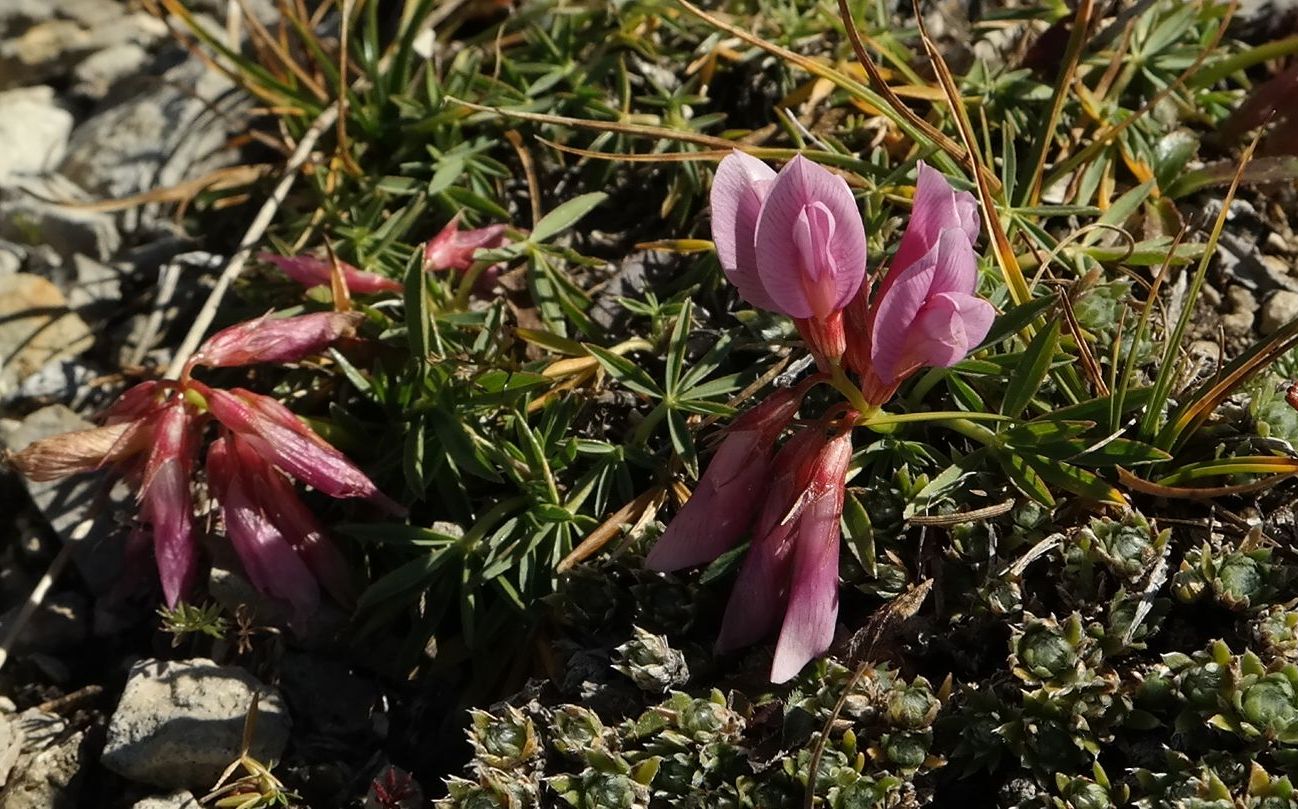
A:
[
  {"xmin": 423, "ymin": 215, "xmax": 508, "ymax": 273},
  {"xmin": 192, "ymin": 311, "xmax": 363, "ymax": 369},
  {"xmin": 259, "ymin": 252, "xmax": 402, "ymax": 294}
]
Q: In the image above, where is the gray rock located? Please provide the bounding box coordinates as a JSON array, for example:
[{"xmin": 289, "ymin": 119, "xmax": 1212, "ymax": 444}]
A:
[
  {"xmin": 60, "ymin": 58, "xmax": 239, "ymax": 204},
  {"xmin": 130, "ymin": 790, "xmax": 200, "ymax": 809},
  {"xmin": 66, "ymin": 254, "xmax": 127, "ymax": 316},
  {"xmin": 72, "ymin": 43, "xmax": 150, "ymax": 101},
  {"xmin": 0, "ymin": 21, "xmax": 95, "ymax": 89},
  {"xmin": 102, "ymin": 658, "xmax": 292, "ymax": 790},
  {"xmin": 117, "ymin": 250, "xmax": 221, "ymax": 368},
  {"xmin": 0, "ymin": 711, "xmax": 88, "ymax": 809},
  {"xmin": 0, "ymin": 175, "xmax": 120, "ymax": 262},
  {"xmin": 0, "ymin": 87, "xmax": 73, "ymax": 179},
  {"xmin": 0, "ymin": 713, "xmax": 21, "ymax": 789},
  {"xmin": 0, "ymin": 274, "xmax": 94, "ymax": 399},
  {"xmin": 0, "ymin": 406, "xmax": 131, "ymax": 595},
  {"xmin": 1221, "ymin": 286, "xmax": 1257, "ymax": 338},
  {"xmin": 0, "ymin": 243, "xmax": 21, "ymax": 277},
  {"xmin": 1262, "ymin": 290, "xmax": 1298, "ymax": 335}
]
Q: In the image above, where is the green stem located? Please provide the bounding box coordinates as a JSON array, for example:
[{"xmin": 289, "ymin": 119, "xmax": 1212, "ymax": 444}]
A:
[
  {"xmin": 828, "ymin": 364, "xmax": 876, "ymax": 420},
  {"xmin": 452, "ymin": 262, "xmax": 487, "ymax": 310},
  {"xmin": 860, "ymin": 410, "xmax": 1011, "ymax": 428}
]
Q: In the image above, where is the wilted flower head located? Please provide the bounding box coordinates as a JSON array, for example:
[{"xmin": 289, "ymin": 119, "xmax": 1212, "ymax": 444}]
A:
[
  {"xmin": 715, "ymin": 418, "xmax": 853, "ymax": 683},
  {"xmin": 844, "ymin": 163, "xmax": 994, "ymax": 401},
  {"xmin": 645, "ymin": 385, "xmax": 805, "ymax": 572},
  {"xmin": 7, "ymin": 308, "xmax": 395, "ymax": 614},
  {"xmin": 191, "ymin": 311, "xmax": 364, "ymax": 369},
  {"xmin": 711, "ymin": 152, "xmax": 867, "ymax": 366},
  {"xmin": 259, "ymin": 252, "xmax": 403, "ymax": 294},
  {"xmin": 423, "ymin": 215, "xmax": 508, "ymax": 273}
]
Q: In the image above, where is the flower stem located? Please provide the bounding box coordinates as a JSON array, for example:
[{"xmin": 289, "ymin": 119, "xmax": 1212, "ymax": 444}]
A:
[{"xmin": 828, "ymin": 364, "xmax": 876, "ymax": 420}]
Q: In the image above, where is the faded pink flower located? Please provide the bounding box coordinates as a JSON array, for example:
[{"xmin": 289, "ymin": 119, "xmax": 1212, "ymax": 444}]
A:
[
  {"xmin": 845, "ymin": 163, "xmax": 993, "ymax": 402},
  {"xmin": 645, "ymin": 386, "xmax": 805, "ymax": 572},
  {"xmin": 197, "ymin": 383, "xmax": 402, "ymax": 513},
  {"xmin": 207, "ymin": 435, "xmax": 325, "ymax": 621},
  {"xmin": 191, "ymin": 311, "xmax": 364, "ymax": 369},
  {"xmin": 715, "ymin": 419, "xmax": 852, "ymax": 683},
  {"xmin": 139, "ymin": 398, "xmax": 200, "ymax": 607},
  {"xmin": 259, "ymin": 252, "xmax": 403, "ymax": 295},
  {"xmin": 710, "ymin": 152, "xmax": 867, "ymax": 366},
  {"xmin": 423, "ymin": 215, "xmax": 507, "ymax": 273}
]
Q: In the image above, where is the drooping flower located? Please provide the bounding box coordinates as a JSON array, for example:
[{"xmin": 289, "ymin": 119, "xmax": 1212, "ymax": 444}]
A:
[
  {"xmin": 715, "ymin": 418, "xmax": 853, "ymax": 683},
  {"xmin": 206, "ymin": 434, "xmax": 325, "ymax": 621},
  {"xmin": 259, "ymin": 252, "xmax": 403, "ymax": 294},
  {"xmin": 844, "ymin": 163, "xmax": 994, "ymax": 402},
  {"xmin": 139, "ymin": 397, "xmax": 200, "ymax": 607},
  {"xmin": 711, "ymin": 152, "xmax": 867, "ymax": 366},
  {"xmin": 191, "ymin": 311, "xmax": 364, "ymax": 369},
  {"xmin": 644, "ymin": 386, "xmax": 805, "ymax": 572},
  {"xmin": 8, "ymin": 309, "xmax": 396, "ymax": 614},
  {"xmin": 423, "ymin": 215, "xmax": 508, "ymax": 273},
  {"xmin": 197, "ymin": 383, "xmax": 403, "ymax": 513}
]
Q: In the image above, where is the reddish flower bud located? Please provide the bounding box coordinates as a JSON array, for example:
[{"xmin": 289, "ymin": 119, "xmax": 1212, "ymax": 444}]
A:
[
  {"xmin": 259, "ymin": 252, "xmax": 402, "ymax": 294},
  {"xmin": 192, "ymin": 311, "xmax": 364, "ymax": 369},
  {"xmin": 422, "ymin": 215, "xmax": 507, "ymax": 273}
]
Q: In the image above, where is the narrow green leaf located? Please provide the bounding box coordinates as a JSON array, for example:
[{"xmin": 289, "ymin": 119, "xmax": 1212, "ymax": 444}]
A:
[
  {"xmin": 586, "ymin": 344, "xmax": 662, "ymax": 398},
  {"xmin": 531, "ymin": 192, "xmax": 608, "ymax": 243},
  {"xmin": 1001, "ymin": 317, "xmax": 1061, "ymax": 419}
]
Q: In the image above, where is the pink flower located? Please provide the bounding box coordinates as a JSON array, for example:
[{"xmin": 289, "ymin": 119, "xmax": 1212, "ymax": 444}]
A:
[
  {"xmin": 710, "ymin": 152, "xmax": 867, "ymax": 365},
  {"xmin": 191, "ymin": 311, "xmax": 364, "ymax": 369},
  {"xmin": 197, "ymin": 384, "xmax": 403, "ymax": 513},
  {"xmin": 845, "ymin": 163, "xmax": 994, "ymax": 402},
  {"xmin": 645, "ymin": 387, "xmax": 805, "ymax": 572},
  {"xmin": 715, "ymin": 419, "xmax": 852, "ymax": 683},
  {"xmin": 139, "ymin": 398, "xmax": 200, "ymax": 607},
  {"xmin": 259, "ymin": 253, "xmax": 403, "ymax": 295},
  {"xmin": 207, "ymin": 435, "xmax": 322, "ymax": 620},
  {"xmin": 422, "ymin": 215, "xmax": 507, "ymax": 273}
]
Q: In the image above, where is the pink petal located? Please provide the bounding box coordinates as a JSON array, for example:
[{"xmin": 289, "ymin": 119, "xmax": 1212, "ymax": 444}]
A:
[
  {"xmin": 138, "ymin": 399, "xmax": 200, "ymax": 607},
  {"xmin": 193, "ymin": 311, "xmax": 363, "ymax": 369},
  {"xmin": 715, "ymin": 516, "xmax": 797, "ymax": 653},
  {"xmin": 912, "ymin": 292, "xmax": 996, "ymax": 368},
  {"xmin": 646, "ymin": 387, "xmax": 804, "ymax": 571},
  {"xmin": 259, "ymin": 253, "xmax": 403, "ymax": 294},
  {"xmin": 645, "ymin": 433, "xmax": 768, "ymax": 572},
  {"xmin": 714, "ymin": 425, "xmax": 827, "ymax": 652},
  {"xmin": 201, "ymin": 385, "xmax": 395, "ymax": 508},
  {"xmin": 889, "ymin": 162, "xmax": 980, "ymax": 276},
  {"xmin": 869, "ymin": 247, "xmax": 939, "ymax": 385},
  {"xmin": 755, "ymin": 156, "xmax": 866, "ymax": 320},
  {"xmin": 770, "ymin": 431, "xmax": 851, "ymax": 683},
  {"xmin": 103, "ymin": 381, "xmax": 166, "ymax": 424},
  {"xmin": 208, "ymin": 438, "xmax": 320, "ymax": 620},
  {"xmin": 710, "ymin": 151, "xmax": 780, "ymax": 311},
  {"xmin": 142, "ymin": 460, "xmax": 198, "ymax": 607},
  {"xmin": 769, "ymin": 485, "xmax": 843, "ymax": 683},
  {"xmin": 926, "ymin": 227, "xmax": 980, "ymax": 298}
]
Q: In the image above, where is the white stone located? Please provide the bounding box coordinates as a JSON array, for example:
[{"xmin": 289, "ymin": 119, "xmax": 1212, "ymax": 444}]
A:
[
  {"xmin": 1262, "ymin": 290, "xmax": 1298, "ymax": 335},
  {"xmin": 0, "ymin": 87, "xmax": 73, "ymax": 179}
]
